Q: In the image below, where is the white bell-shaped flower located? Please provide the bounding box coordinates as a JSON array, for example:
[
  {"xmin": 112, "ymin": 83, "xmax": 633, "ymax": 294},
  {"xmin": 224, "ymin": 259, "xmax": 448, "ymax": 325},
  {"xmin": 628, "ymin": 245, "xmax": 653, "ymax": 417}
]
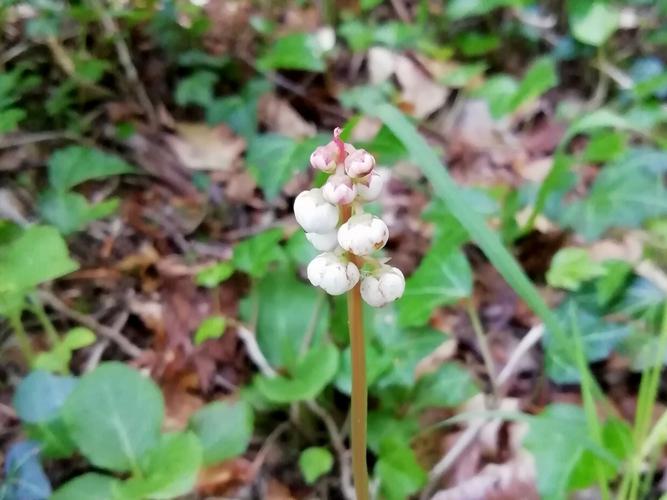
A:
[
  {"xmin": 307, "ymin": 252, "xmax": 360, "ymax": 295},
  {"xmin": 361, "ymin": 266, "xmax": 405, "ymax": 307},
  {"xmin": 322, "ymin": 173, "xmax": 357, "ymax": 205},
  {"xmin": 294, "ymin": 188, "xmax": 339, "ymax": 233},
  {"xmin": 344, "ymin": 147, "xmax": 375, "ymax": 178},
  {"xmin": 356, "ymin": 171, "xmax": 384, "ymax": 201},
  {"xmin": 305, "ymin": 230, "xmax": 339, "ymax": 251},
  {"xmin": 337, "ymin": 213, "xmax": 389, "ymax": 256}
]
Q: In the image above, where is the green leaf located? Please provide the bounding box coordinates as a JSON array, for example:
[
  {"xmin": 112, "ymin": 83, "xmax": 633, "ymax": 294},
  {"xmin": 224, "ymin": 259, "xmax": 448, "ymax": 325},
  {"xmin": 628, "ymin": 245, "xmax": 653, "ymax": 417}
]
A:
[
  {"xmin": 582, "ymin": 131, "xmax": 627, "ymax": 163},
  {"xmin": 189, "ymin": 400, "xmax": 253, "ymax": 465},
  {"xmin": 194, "ymin": 315, "xmax": 227, "ymax": 345},
  {"xmin": 446, "ymin": 0, "xmax": 525, "ymax": 19},
  {"xmin": 175, "ymin": 70, "xmax": 218, "ymax": 107},
  {"xmin": 455, "ymin": 32, "xmax": 500, "ymax": 56},
  {"xmin": 47, "ymin": 146, "xmax": 135, "ymax": 192},
  {"xmin": 51, "ymin": 473, "xmax": 121, "ymax": 500},
  {"xmin": 0, "ymin": 225, "xmax": 78, "ymax": 297},
  {"xmin": 546, "ymin": 248, "xmax": 607, "ymax": 291},
  {"xmin": 195, "ymin": 261, "xmax": 234, "ymax": 287},
  {"xmin": 258, "ymin": 33, "xmax": 326, "ymax": 72},
  {"xmin": 246, "ymin": 134, "xmax": 298, "ymax": 200},
  {"xmin": 412, "ymin": 363, "xmax": 478, "ymax": 410},
  {"xmin": 596, "ymin": 260, "xmax": 632, "ymax": 307},
  {"xmin": 509, "ymin": 57, "xmax": 558, "ymax": 112},
  {"xmin": 473, "ymin": 75, "xmax": 518, "ymax": 117},
  {"xmin": 285, "ymin": 230, "xmax": 318, "ymax": 267},
  {"xmin": 62, "ymin": 327, "xmax": 96, "ymax": 350},
  {"xmin": 255, "ymin": 344, "xmax": 339, "ymax": 403},
  {"xmin": 245, "ymin": 269, "xmax": 329, "ymax": 369},
  {"xmin": 63, "ymin": 362, "xmax": 164, "ymax": 472},
  {"xmin": 34, "ymin": 344, "xmax": 74, "ymax": 374},
  {"xmin": 399, "ymin": 246, "xmax": 472, "ymax": 327},
  {"xmin": 299, "ymin": 447, "xmax": 334, "ymax": 484},
  {"xmin": 568, "ymin": 0, "xmax": 619, "ymax": 47},
  {"xmin": 232, "ymin": 228, "xmax": 285, "ymax": 278},
  {"xmin": 39, "ymin": 190, "xmax": 119, "ymax": 234},
  {"xmin": 13, "ymin": 371, "xmax": 77, "ymax": 424},
  {"xmin": 375, "ymin": 436, "xmax": 427, "ymax": 500},
  {"xmin": 562, "ymin": 161, "xmax": 667, "ymax": 240},
  {"xmin": 0, "ymin": 107, "xmax": 26, "ymax": 133},
  {"xmin": 3, "ymin": 441, "xmax": 52, "ymax": 500},
  {"xmin": 25, "ymin": 418, "xmax": 76, "ymax": 459},
  {"xmin": 523, "ymin": 404, "xmax": 588, "ymax": 499},
  {"xmin": 367, "ymin": 412, "xmax": 419, "ymax": 453},
  {"xmin": 335, "ymin": 343, "xmax": 391, "ymax": 395},
  {"xmin": 120, "ymin": 432, "xmax": 203, "ymax": 499}
]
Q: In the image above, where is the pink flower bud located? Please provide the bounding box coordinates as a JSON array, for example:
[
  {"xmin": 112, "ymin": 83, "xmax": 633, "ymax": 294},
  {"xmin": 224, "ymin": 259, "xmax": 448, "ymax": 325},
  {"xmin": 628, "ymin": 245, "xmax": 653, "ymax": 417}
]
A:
[
  {"xmin": 310, "ymin": 142, "xmax": 339, "ymax": 173},
  {"xmin": 322, "ymin": 173, "xmax": 357, "ymax": 205},
  {"xmin": 344, "ymin": 147, "xmax": 375, "ymax": 178}
]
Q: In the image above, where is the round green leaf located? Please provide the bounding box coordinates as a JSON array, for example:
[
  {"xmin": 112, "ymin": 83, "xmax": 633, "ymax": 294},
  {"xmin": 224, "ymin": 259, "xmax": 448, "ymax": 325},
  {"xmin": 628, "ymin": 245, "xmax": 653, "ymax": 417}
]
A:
[
  {"xmin": 51, "ymin": 473, "xmax": 121, "ymax": 500},
  {"xmin": 62, "ymin": 327, "xmax": 97, "ymax": 350},
  {"xmin": 62, "ymin": 362, "xmax": 164, "ymax": 472},
  {"xmin": 13, "ymin": 371, "xmax": 77, "ymax": 423},
  {"xmin": 194, "ymin": 315, "xmax": 227, "ymax": 346},
  {"xmin": 299, "ymin": 447, "xmax": 333, "ymax": 484},
  {"xmin": 189, "ymin": 400, "xmax": 253, "ymax": 465}
]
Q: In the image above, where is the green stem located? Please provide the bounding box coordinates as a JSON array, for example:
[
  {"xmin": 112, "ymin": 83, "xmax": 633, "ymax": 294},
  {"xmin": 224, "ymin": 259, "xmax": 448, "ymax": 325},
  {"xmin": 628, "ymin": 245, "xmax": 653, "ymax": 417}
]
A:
[
  {"xmin": 9, "ymin": 312, "xmax": 34, "ymax": 363},
  {"xmin": 29, "ymin": 296, "xmax": 60, "ymax": 348},
  {"xmin": 465, "ymin": 301, "xmax": 499, "ymax": 401}
]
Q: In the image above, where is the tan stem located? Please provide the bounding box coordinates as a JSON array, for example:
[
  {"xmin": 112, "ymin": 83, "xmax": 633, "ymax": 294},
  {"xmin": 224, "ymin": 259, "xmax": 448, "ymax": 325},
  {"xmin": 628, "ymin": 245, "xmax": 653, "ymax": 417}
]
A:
[{"xmin": 342, "ymin": 204, "xmax": 369, "ymax": 500}]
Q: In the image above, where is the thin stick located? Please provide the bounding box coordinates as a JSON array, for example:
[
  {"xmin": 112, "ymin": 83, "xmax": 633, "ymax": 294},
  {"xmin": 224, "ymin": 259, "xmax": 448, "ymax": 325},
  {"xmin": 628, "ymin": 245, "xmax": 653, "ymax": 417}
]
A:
[
  {"xmin": 342, "ymin": 203, "xmax": 370, "ymax": 500},
  {"xmin": 465, "ymin": 301, "xmax": 499, "ymax": 400}
]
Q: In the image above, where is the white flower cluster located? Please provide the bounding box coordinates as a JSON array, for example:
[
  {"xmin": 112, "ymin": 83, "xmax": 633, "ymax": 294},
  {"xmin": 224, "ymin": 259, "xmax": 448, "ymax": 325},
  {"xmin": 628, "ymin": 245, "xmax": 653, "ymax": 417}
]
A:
[{"xmin": 293, "ymin": 128, "xmax": 405, "ymax": 307}]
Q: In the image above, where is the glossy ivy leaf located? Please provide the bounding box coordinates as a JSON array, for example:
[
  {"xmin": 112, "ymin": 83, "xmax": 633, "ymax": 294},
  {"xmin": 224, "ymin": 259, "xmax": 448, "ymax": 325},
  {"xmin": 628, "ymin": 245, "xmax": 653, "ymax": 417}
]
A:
[
  {"xmin": 175, "ymin": 70, "xmax": 217, "ymax": 107},
  {"xmin": 63, "ymin": 362, "xmax": 164, "ymax": 472},
  {"xmin": 47, "ymin": 146, "xmax": 135, "ymax": 192},
  {"xmin": 255, "ymin": 344, "xmax": 339, "ymax": 403},
  {"xmin": 375, "ymin": 436, "xmax": 427, "ymax": 500},
  {"xmin": 568, "ymin": 0, "xmax": 619, "ymax": 47},
  {"xmin": 546, "ymin": 247, "xmax": 607, "ymax": 291},
  {"xmin": 412, "ymin": 363, "xmax": 478, "ymax": 411},
  {"xmin": 194, "ymin": 315, "xmax": 227, "ymax": 345},
  {"xmin": 544, "ymin": 302, "xmax": 630, "ymax": 383},
  {"xmin": 299, "ymin": 447, "xmax": 334, "ymax": 484},
  {"xmin": 399, "ymin": 245, "xmax": 472, "ymax": 327},
  {"xmin": 244, "ymin": 268, "xmax": 329, "ymax": 370},
  {"xmin": 562, "ymin": 158, "xmax": 667, "ymax": 241},
  {"xmin": 51, "ymin": 473, "xmax": 120, "ymax": 500},
  {"xmin": 2, "ymin": 441, "xmax": 51, "ymax": 500},
  {"xmin": 189, "ymin": 400, "xmax": 253, "ymax": 465},
  {"xmin": 246, "ymin": 134, "xmax": 327, "ymax": 200},
  {"xmin": 258, "ymin": 32, "xmax": 326, "ymax": 72},
  {"xmin": 0, "ymin": 225, "xmax": 78, "ymax": 298},
  {"xmin": 13, "ymin": 371, "xmax": 77, "ymax": 424},
  {"xmin": 39, "ymin": 190, "xmax": 120, "ymax": 234},
  {"xmin": 232, "ymin": 228, "xmax": 285, "ymax": 278},
  {"xmin": 120, "ymin": 432, "xmax": 203, "ymax": 499}
]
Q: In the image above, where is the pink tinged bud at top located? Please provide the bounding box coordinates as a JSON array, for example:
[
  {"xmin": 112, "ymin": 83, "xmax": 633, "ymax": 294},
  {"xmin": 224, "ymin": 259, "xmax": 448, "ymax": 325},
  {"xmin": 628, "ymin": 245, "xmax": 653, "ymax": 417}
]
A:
[
  {"xmin": 307, "ymin": 252, "xmax": 360, "ymax": 295},
  {"xmin": 356, "ymin": 171, "xmax": 384, "ymax": 202},
  {"xmin": 322, "ymin": 173, "xmax": 357, "ymax": 205},
  {"xmin": 344, "ymin": 147, "xmax": 375, "ymax": 178},
  {"xmin": 361, "ymin": 266, "xmax": 405, "ymax": 307},
  {"xmin": 337, "ymin": 213, "xmax": 389, "ymax": 256},
  {"xmin": 310, "ymin": 142, "xmax": 339, "ymax": 173},
  {"xmin": 293, "ymin": 188, "xmax": 339, "ymax": 233}
]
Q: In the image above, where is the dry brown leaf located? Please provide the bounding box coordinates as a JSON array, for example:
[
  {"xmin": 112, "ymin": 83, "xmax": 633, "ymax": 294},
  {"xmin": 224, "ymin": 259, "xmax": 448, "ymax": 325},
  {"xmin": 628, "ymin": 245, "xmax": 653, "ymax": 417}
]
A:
[
  {"xmin": 394, "ymin": 55, "xmax": 449, "ymax": 119},
  {"xmin": 415, "ymin": 338, "xmax": 458, "ymax": 379},
  {"xmin": 265, "ymin": 479, "xmax": 297, "ymax": 500},
  {"xmin": 258, "ymin": 93, "xmax": 317, "ymax": 139},
  {"xmin": 197, "ymin": 457, "xmax": 254, "ymax": 495},
  {"xmin": 167, "ymin": 123, "xmax": 245, "ymax": 171}
]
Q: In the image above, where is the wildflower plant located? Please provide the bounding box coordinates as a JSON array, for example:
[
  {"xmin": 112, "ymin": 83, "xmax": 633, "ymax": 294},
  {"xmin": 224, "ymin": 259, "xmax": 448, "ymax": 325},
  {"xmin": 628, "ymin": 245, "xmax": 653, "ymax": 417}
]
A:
[{"xmin": 293, "ymin": 128, "xmax": 405, "ymax": 499}]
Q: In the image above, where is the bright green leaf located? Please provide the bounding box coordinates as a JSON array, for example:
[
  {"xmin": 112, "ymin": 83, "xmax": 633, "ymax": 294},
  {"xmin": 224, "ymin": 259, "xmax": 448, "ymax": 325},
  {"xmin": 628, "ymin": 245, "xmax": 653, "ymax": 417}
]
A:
[
  {"xmin": 596, "ymin": 260, "xmax": 633, "ymax": 307},
  {"xmin": 39, "ymin": 190, "xmax": 120, "ymax": 234},
  {"xmin": 62, "ymin": 327, "xmax": 97, "ymax": 350},
  {"xmin": 375, "ymin": 436, "xmax": 427, "ymax": 500},
  {"xmin": 47, "ymin": 146, "xmax": 135, "ymax": 192},
  {"xmin": 63, "ymin": 362, "xmax": 164, "ymax": 472},
  {"xmin": 299, "ymin": 447, "xmax": 334, "ymax": 484},
  {"xmin": 509, "ymin": 57, "xmax": 558, "ymax": 111},
  {"xmin": 189, "ymin": 400, "xmax": 253, "ymax": 464},
  {"xmin": 412, "ymin": 363, "xmax": 478, "ymax": 410},
  {"xmin": 195, "ymin": 261, "xmax": 234, "ymax": 288},
  {"xmin": 194, "ymin": 315, "xmax": 227, "ymax": 345},
  {"xmin": 568, "ymin": 0, "xmax": 619, "ymax": 47},
  {"xmin": 258, "ymin": 33, "xmax": 326, "ymax": 72},
  {"xmin": 255, "ymin": 344, "xmax": 339, "ymax": 403},
  {"xmin": 547, "ymin": 247, "xmax": 607, "ymax": 291},
  {"xmin": 25, "ymin": 418, "xmax": 77, "ymax": 459},
  {"xmin": 232, "ymin": 228, "xmax": 285, "ymax": 278},
  {"xmin": 51, "ymin": 473, "xmax": 121, "ymax": 500}
]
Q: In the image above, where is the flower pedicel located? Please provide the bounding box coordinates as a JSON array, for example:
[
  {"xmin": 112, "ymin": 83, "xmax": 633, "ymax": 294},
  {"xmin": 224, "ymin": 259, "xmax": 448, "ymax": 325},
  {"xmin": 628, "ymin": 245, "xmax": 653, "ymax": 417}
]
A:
[{"xmin": 293, "ymin": 128, "xmax": 404, "ymax": 307}]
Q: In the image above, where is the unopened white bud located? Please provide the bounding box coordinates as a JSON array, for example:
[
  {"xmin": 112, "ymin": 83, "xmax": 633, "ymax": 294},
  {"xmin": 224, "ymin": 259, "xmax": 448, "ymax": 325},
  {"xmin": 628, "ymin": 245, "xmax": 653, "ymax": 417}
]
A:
[
  {"xmin": 294, "ymin": 188, "xmax": 339, "ymax": 233},
  {"xmin": 310, "ymin": 141, "xmax": 339, "ymax": 173},
  {"xmin": 361, "ymin": 266, "xmax": 405, "ymax": 307},
  {"xmin": 305, "ymin": 230, "xmax": 339, "ymax": 251},
  {"xmin": 337, "ymin": 213, "xmax": 389, "ymax": 256},
  {"xmin": 356, "ymin": 171, "xmax": 384, "ymax": 201},
  {"xmin": 344, "ymin": 147, "xmax": 375, "ymax": 178},
  {"xmin": 322, "ymin": 173, "xmax": 357, "ymax": 205},
  {"xmin": 307, "ymin": 252, "xmax": 360, "ymax": 295}
]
